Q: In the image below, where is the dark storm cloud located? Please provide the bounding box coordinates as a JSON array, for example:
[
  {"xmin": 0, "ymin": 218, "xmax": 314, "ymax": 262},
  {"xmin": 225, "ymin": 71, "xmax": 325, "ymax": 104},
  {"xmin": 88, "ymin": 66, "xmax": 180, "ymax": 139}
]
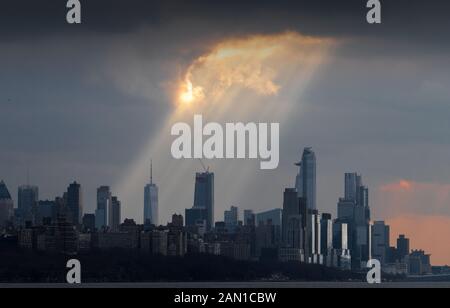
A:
[{"xmin": 2, "ymin": 0, "xmax": 450, "ymax": 46}]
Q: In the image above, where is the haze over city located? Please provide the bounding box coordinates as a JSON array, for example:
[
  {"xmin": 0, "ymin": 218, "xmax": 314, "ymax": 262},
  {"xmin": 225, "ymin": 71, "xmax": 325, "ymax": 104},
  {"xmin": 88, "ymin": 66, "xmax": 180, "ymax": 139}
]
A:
[{"xmin": 1, "ymin": 0, "xmax": 450, "ymax": 265}]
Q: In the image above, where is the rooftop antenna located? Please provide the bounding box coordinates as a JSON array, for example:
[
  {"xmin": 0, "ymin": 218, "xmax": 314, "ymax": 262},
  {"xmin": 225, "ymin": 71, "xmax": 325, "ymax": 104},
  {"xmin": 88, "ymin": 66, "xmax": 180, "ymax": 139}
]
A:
[
  {"xmin": 150, "ymin": 160, "xmax": 153, "ymax": 185},
  {"xmin": 27, "ymin": 166, "xmax": 30, "ymax": 186}
]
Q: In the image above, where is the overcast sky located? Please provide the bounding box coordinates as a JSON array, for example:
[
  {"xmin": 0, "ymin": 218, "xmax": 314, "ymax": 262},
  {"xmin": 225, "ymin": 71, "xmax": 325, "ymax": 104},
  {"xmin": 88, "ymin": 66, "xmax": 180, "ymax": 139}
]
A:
[{"xmin": 2, "ymin": 0, "xmax": 450, "ymax": 264}]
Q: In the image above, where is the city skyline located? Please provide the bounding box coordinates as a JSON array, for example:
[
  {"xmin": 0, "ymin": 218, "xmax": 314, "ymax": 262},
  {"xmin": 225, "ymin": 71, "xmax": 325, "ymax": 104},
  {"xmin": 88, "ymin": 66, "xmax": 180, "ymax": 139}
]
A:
[
  {"xmin": 2, "ymin": 0, "xmax": 450, "ymax": 267},
  {"xmin": 0, "ymin": 146, "xmax": 439, "ymax": 268}
]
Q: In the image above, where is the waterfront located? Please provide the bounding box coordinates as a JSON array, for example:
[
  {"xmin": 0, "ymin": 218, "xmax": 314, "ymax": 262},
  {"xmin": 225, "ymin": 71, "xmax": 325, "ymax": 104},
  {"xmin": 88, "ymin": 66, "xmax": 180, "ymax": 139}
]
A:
[{"xmin": 1, "ymin": 281, "xmax": 450, "ymax": 288}]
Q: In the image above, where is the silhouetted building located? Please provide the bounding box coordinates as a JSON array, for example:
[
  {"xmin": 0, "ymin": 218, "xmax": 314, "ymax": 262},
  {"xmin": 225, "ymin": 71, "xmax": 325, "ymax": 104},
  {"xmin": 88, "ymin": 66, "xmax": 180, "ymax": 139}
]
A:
[
  {"xmin": 110, "ymin": 196, "xmax": 121, "ymax": 232},
  {"xmin": 295, "ymin": 148, "xmax": 316, "ymax": 210},
  {"xmin": 192, "ymin": 171, "xmax": 214, "ymax": 230},
  {"xmin": 96, "ymin": 186, "xmax": 111, "ymax": 229},
  {"xmin": 141, "ymin": 230, "xmax": 168, "ymax": 255},
  {"xmin": 372, "ymin": 221, "xmax": 390, "ymax": 265},
  {"xmin": 168, "ymin": 229, "xmax": 188, "ymax": 257},
  {"xmin": 55, "ymin": 214, "xmax": 79, "ymax": 255},
  {"xmin": 397, "ymin": 234, "xmax": 410, "ymax": 261},
  {"xmin": 332, "ymin": 221, "xmax": 352, "ymax": 270},
  {"xmin": 66, "ymin": 182, "xmax": 83, "ymax": 227},
  {"xmin": 282, "ymin": 188, "xmax": 304, "ymax": 249},
  {"xmin": 409, "ymin": 250, "xmax": 432, "ymax": 275},
  {"xmin": 256, "ymin": 220, "xmax": 279, "ymax": 257},
  {"xmin": 224, "ymin": 206, "xmax": 239, "ymax": 233},
  {"xmin": 185, "ymin": 208, "xmax": 208, "ymax": 230},
  {"xmin": 144, "ymin": 162, "xmax": 159, "ymax": 226},
  {"xmin": 18, "ymin": 185, "xmax": 38, "ymax": 226},
  {"xmin": 171, "ymin": 214, "xmax": 184, "ymax": 228},
  {"xmin": 0, "ymin": 181, "xmax": 14, "ymax": 228},
  {"xmin": 336, "ymin": 173, "xmax": 371, "ymax": 270},
  {"xmin": 321, "ymin": 213, "xmax": 333, "ymax": 265}
]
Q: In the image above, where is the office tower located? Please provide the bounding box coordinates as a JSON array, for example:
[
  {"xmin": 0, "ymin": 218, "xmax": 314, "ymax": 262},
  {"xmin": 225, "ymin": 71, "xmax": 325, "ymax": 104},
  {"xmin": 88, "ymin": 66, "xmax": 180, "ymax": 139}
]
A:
[
  {"xmin": 295, "ymin": 147, "xmax": 316, "ymax": 210},
  {"xmin": 309, "ymin": 210, "xmax": 322, "ymax": 264},
  {"xmin": 255, "ymin": 219, "xmax": 279, "ymax": 258},
  {"xmin": 18, "ymin": 185, "xmax": 39, "ymax": 225},
  {"xmin": 96, "ymin": 186, "xmax": 111, "ymax": 229},
  {"xmin": 333, "ymin": 221, "xmax": 349, "ymax": 251},
  {"xmin": 110, "ymin": 196, "xmax": 121, "ymax": 232},
  {"xmin": 243, "ymin": 210, "xmax": 256, "ymax": 227},
  {"xmin": 192, "ymin": 171, "xmax": 214, "ymax": 230},
  {"xmin": 224, "ymin": 206, "xmax": 239, "ymax": 231},
  {"xmin": 332, "ymin": 220, "xmax": 352, "ymax": 270},
  {"xmin": 66, "ymin": 182, "xmax": 83, "ymax": 226},
  {"xmin": 409, "ymin": 250, "xmax": 432, "ymax": 275},
  {"xmin": 0, "ymin": 181, "xmax": 14, "ymax": 228},
  {"xmin": 282, "ymin": 188, "xmax": 304, "ymax": 249},
  {"xmin": 336, "ymin": 173, "xmax": 371, "ymax": 270},
  {"xmin": 256, "ymin": 209, "xmax": 282, "ymax": 227},
  {"xmin": 397, "ymin": 234, "xmax": 410, "ymax": 261},
  {"xmin": 82, "ymin": 214, "xmax": 96, "ymax": 232},
  {"xmin": 321, "ymin": 213, "xmax": 333, "ymax": 257},
  {"xmin": 344, "ymin": 172, "xmax": 370, "ymax": 223},
  {"xmin": 144, "ymin": 162, "xmax": 159, "ymax": 226},
  {"xmin": 372, "ymin": 221, "xmax": 390, "ymax": 265},
  {"xmin": 256, "ymin": 209, "xmax": 282, "ymax": 249},
  {"xmin": 337, "ymin": 199, "xmax": 356, "ymax": 221}
]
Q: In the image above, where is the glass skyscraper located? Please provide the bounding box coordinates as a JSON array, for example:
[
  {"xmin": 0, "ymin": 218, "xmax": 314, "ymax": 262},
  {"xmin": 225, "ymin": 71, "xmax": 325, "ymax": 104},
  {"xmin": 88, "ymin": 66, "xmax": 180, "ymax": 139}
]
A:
[
  {"xmin": 96, "ymin": 186, "xmax": 111, "ymax": 229},
  {"xmin": 193, "ymin": 172, "xmax": 214, "ymax": 230},
  {"xmin": 295, "ymin": 147, "xmax": 317, "ymax": 210},
  {"xmin": 144, "ymin": 163, "xmax": 158, "ymax": 226}
]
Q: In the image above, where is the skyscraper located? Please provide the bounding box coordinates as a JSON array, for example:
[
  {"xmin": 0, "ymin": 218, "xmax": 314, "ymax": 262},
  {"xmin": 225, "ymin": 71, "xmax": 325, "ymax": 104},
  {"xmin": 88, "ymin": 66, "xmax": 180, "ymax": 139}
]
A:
[
  {"xmin": 372, "ymin": 221, "xmax": 390, "ymax": 265},
  {"xmin": 320, "ymin": 213, "xmax": 333, "ymax": 258},
  {"xmin": 144, "ymin": 162, "xmax": 159, "ymax": 226},
  {"xmin": 344, "ymin": 172, "xmax": 370, "ymax": 222},
  {"xmin": 110, "ymin": 196, "xmax": 121, "ymax": 232},
  {"xmin": 397, "ymin": 234, "xmax": 410, "ymax": 261},
  {"xmin": 192, "ymin": 171, "xmax": 214, "ymax": 230},
  {"xmin": 281, "ymin": 188, "xmax": 304, "ymax": 249},
  {"xmin": 224, "ymin": 206, "xmax": 239, "ymax": 232},
  {"xmin": 337, "ymin": 173, "xmax": 371, "ymax": 269},
  {"xmin": 0, "ymin": 181, "xmax": 13, "ymax": 228},
  {"xmin": 66, "ymin": 182, "xmax": 83, "ymax": 226},
  {"xmin": 17, "ymin": 185, "xmax": 39, "ymax": 225},
  {"xmin": 96, "ymin": 186, "xmax": 111, "ymax": 229},
  {"xmin": 295, "ymin": 148, "xmax": 317, "ymax": 210}
]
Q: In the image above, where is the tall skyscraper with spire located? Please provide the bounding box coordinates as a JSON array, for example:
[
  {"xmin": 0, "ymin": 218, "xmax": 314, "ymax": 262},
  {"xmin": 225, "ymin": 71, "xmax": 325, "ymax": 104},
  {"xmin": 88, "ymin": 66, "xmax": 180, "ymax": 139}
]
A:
[
  {"xmin": 295, "ymin": 148, "xmax": 317, "ymax": 210},
  {"xmin": 144, "ymin": 161, "xmax": 159, "ymax": 226}
]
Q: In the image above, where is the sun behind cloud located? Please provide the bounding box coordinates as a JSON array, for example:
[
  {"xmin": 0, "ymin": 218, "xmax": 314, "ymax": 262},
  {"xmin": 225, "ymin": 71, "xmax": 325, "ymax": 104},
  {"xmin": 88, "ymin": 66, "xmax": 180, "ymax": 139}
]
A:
[{"xmin": 176, "ymin": 32, "xmax": 332, "ymax": 107}]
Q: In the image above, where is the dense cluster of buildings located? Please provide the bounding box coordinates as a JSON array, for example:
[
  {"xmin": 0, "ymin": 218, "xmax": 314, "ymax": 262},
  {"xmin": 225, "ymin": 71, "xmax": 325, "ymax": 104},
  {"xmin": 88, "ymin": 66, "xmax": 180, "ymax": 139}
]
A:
[{"xmin": 0, "ymin": 149, "xmax": 433, "ymax": 276}]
